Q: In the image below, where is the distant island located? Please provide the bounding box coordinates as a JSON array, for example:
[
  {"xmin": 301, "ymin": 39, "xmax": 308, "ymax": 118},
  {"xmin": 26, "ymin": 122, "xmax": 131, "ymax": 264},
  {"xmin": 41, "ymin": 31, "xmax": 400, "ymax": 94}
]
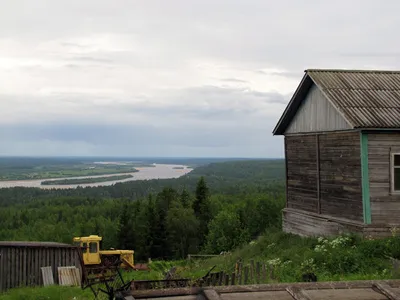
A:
[{"xmin": 41, "ymin": 174, "xmax": 134, "ymax": 185}]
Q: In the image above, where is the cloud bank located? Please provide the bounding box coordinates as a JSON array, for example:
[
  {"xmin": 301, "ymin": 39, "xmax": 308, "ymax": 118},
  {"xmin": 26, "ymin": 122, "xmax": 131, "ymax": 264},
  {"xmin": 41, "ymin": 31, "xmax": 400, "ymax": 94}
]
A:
[{"xmin": 1, "ymin": 0, "xmax": 399, "ymax": 157}]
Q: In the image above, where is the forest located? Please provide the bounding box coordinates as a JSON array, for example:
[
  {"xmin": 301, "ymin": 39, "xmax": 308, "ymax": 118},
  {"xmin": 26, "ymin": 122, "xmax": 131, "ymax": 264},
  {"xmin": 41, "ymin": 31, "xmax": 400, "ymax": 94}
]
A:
[{"xmin": 0, "ymin": 159, "xmax": 285, "ymax": 261}]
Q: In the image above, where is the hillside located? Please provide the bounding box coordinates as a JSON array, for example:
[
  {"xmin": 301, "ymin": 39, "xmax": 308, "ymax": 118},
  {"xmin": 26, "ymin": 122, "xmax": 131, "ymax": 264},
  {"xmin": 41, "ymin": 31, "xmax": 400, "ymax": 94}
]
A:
[
  {"xmin": 0, "ymin": 159, "xmax": 285, "ymax": 260},
  {"xmin": 2, "ymin": 158, "xmax": 400, "ymax": 299},
  {"xmin": 0, "ymin": 159, "xmax": 285, "ymax": 206}
]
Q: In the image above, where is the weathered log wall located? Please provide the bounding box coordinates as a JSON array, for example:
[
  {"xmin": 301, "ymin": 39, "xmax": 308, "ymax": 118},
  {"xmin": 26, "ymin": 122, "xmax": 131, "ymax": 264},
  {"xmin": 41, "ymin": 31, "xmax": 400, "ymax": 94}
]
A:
[
  {"xmin": 318, "ymin": 132, "xmax": 363, "ymax": 222},
  {"xmin": 368, "ymin": 132, "xmax": 400, "ymax": 225},
  {"xmin": 286, "ymin": 134, "xmax": 318, "ymax": 213},
  {"xmin": 285, "ymin": 131, "xmax": 362, "ymax": 223}
]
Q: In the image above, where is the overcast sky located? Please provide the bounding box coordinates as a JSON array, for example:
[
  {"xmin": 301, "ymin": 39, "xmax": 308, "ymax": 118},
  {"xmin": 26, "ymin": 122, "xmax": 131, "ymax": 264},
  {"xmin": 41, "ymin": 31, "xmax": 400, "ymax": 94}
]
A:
[{"xmin": 0, "ymin": 0, "xmax": 399, "ymax": 157}]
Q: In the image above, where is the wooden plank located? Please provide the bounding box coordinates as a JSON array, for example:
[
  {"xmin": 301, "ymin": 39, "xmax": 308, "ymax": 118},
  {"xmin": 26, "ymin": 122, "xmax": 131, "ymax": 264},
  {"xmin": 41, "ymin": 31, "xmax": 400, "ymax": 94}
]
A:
[
  {"xmin": 262, "ymin": 263, "xmax": 267, "ymax": 283},
  {"xmin": 203, "ymin": 289, "xmax": 221, "ymax": 300},
  {"xmin": 373, "ymin": 283, "xmax": 400, "ymax": 300},
  {"xmin": 285, "ymin": 136, "xmax": 289, "ymax": 208},
  {"xmin": 224, "ymin": 274, "xmax": 229, "ymax": 286},
  {"xmin": 0, "ymin": 249, "xmax": 3, "ymax": 292},
  {"xmin": 58, "ymin": 266, "xmax": 80, "ymax": 286},
  {"xmin": 256, "ymin": 262, "xmax": 261, "ymax": 284},
  {"xmin": 286, "ymin": 286, "xmax": 312, "ymax": 300},
  {"xmin": 316, "ymin": 134, "xmax": 321, "ymax": 214},
  {"xmin": 368, "ymin": 133, "xmax": 400, "ymax": 226},
  {"xmin": 4, "ymin": 248, "xmax": 9, "ymax": 290},
  {"xmin": 11, "ymin": 248, "xmax": 15, "ymax": 289},
  {"xmin": 218, "ymin": 271, "xmax": 223, "ymax": 286},
  {"xmin": 230, "ymin": 273, "xmax": 236, "ymax": 286},
  {"xmin": 41, "ymin": 266, "xmax": 54, "ymax": 286},
  {"xmin": 244, "ymin": 266, "xmax": 249, "ymax": 285},
  {"xmin": 306, "ymin": 288, "xmax": 387, "ymax": 300}
]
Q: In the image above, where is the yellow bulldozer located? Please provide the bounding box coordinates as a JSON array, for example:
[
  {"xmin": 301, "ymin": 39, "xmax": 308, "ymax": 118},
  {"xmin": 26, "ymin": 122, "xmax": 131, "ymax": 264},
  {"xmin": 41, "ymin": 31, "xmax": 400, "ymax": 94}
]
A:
[{"xmin": 72, "ymin": 235, "xmax": 146, "ymax": 271}]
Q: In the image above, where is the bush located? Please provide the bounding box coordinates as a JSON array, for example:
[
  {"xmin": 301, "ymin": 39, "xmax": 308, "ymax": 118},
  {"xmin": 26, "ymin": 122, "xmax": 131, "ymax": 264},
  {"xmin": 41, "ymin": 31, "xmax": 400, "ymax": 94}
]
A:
[
  {"xmin": 358, "ymin": 239, "xmax": 388, "ymax": 259},
  {"xmin": 386, "ymin": 237, "xmax": 400, "ymax": 259}
]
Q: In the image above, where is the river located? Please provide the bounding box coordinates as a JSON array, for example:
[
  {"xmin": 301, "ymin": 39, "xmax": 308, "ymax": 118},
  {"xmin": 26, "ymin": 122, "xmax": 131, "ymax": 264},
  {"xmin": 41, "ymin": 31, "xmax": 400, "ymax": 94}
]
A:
[{"xmin": 0, "ymin": 164, "xmax": 192, "ymax": 189}]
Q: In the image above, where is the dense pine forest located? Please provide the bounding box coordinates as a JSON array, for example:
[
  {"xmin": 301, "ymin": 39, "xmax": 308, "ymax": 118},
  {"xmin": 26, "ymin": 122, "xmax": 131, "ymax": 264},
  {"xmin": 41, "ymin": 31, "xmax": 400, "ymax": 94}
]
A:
[{"xmin": 0, "ymin": 159, "xmax": 285, "ymax": 261}]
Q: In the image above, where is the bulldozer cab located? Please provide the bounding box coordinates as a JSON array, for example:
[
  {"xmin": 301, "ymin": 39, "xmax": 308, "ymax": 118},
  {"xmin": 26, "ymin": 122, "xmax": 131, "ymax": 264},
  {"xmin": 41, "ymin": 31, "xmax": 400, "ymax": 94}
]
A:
[{"xmin": 73, "ymin": 235, "xmax": 102, "ymax": 265}]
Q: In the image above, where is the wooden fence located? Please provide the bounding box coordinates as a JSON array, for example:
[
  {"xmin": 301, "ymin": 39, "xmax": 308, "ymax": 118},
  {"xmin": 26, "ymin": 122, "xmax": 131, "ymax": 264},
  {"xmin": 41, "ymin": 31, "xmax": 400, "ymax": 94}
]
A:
[
  {"xmin": 203, "ymin": 259, "xmax": 278, "ymax": 287},
  {"xmin": 0, "ymin": 241, "xmax": 81, "ymax": 292}
]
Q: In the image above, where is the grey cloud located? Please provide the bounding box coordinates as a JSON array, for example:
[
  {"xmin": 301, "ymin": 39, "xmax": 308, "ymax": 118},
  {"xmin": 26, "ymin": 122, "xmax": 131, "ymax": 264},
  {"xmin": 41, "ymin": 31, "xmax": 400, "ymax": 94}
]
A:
[
  {"xmin": 0, "ymin": 118, "xmax": 278, "ymax": 149},
  {"xmin": 1, "ymin": 0, "xmax": 400, "ymax": 157},
  {"xmin": 339, "ymin": 52, "xmax": 400, "ymax": 58},
  {"xmin": 219, "ymin": 78, "xmax": 248, "ymax": 83},
  {"xmin": 70, "ymin": 56, "xmax": 115, "ymax": 63},
  {"xmin": 113, "ymin": 86, "xmax": 288, "ymax": 120}
]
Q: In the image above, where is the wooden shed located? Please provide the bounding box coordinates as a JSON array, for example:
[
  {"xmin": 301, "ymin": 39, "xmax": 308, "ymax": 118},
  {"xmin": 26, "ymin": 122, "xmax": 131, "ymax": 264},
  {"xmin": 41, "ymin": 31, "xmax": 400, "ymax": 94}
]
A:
[
  {"xmin": 0, "ymin": 241, "xmax": 81, "ymax": 292},
  {"xmin": 272, "ymin": 69, "xmax": 400, "ymax": 237}
]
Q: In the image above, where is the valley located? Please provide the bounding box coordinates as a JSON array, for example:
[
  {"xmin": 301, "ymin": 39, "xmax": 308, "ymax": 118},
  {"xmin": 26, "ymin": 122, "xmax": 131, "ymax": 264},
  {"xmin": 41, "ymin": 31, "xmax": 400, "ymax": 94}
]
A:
[{"xmin": 1, "ymin": 157, "xmax": 399, "ymax": 299}]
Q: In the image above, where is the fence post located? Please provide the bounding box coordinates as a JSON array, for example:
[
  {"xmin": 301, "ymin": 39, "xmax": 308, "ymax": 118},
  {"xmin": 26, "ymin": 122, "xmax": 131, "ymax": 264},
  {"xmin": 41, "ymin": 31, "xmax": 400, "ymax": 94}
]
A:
[
  {"xmin": 238, "ymin": 261, "xmax": 243, "ymax": 285},
  {"xmin": 231, "ymin": 272, "xmax": 236, "ymax": 285},
  {"xmin": 224, "ymin": 274, "xmax": 230, "ymax": 286},
  {"xmin": 218, "ymin": 271, "xmax": 224, "ymax": 286},
  {"xmin": 256, "ymin": 262, "xmax": 261, "ymax": 284},
  {"xmin": 250, "ymin": 260, "xmax": 255, "ymax": 283},
  {"xmin": 270, "ymin": 264, "xmax": 275, "ymax": 280},
  {"xmin": 244, "ymin": 266, "xmax": 249, "ymax": 285},
  {"xmin": 262, "ymin": 263, "xmax": 267, "ymax": 283},
  {"xmin": 211, "ymin": 273, "xmax": 217, "ymax": 286}
]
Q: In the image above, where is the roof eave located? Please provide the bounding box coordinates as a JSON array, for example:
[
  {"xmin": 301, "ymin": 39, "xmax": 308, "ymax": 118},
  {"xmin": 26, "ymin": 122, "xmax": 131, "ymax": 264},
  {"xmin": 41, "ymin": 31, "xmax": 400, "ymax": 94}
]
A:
[{"xmin": 272, "ymin": 72, "xmax": 313, "ymax": 135}]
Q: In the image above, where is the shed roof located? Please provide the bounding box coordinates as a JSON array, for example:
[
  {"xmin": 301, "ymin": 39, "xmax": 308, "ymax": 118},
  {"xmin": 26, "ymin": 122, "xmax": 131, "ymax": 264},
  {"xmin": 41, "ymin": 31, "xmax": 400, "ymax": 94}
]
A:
[
  {"xmin": 272, "ymin": 69, "xmax": 400, "ymax": 135},
  {"xmin": 130, "ymin": 280, "xmax": 400, "ymax": 299},
  {"xmin": 0, "ymin": 241, "xmax": 76, "ymax": 248}
]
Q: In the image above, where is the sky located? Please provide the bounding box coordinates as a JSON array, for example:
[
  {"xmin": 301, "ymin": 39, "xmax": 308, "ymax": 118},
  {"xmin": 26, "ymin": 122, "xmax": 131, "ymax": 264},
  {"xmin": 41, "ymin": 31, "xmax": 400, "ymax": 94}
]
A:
[{"xmin": 1, "ymin": 0, "xmax": 400, "ymax": 158}]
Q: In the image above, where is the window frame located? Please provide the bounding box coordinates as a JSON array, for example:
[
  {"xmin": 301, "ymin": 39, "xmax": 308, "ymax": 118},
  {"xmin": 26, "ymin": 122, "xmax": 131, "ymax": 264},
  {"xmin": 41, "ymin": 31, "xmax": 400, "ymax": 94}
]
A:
[
  {"xmin": 89, "ymin": 242, "xmax": 98, "ymax": 254},
  {"xmin": 391, "ymin": 152, "xmax": 400, "ymax": 193}
]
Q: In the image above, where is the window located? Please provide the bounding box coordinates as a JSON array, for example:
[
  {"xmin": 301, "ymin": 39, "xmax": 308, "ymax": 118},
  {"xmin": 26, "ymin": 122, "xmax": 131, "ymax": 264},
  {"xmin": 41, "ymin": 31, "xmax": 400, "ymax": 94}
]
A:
[
  {"xmin": 89, "ymin": 242, "xmax": 98, "ymax": 253},
  {"xmin": 392, "ymin": 154, "xmax": 400, "ymax": 192},
  {"xmin": 82, "ymin": 242, "xmax": 88, "ymax": 252}
]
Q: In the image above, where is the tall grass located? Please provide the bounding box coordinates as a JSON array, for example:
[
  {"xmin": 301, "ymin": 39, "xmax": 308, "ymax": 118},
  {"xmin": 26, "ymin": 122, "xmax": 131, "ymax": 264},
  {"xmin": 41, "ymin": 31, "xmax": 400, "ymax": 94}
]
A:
[{"xmin": 176, "ymin": 230, "xmax": 400, "ymax": 283}]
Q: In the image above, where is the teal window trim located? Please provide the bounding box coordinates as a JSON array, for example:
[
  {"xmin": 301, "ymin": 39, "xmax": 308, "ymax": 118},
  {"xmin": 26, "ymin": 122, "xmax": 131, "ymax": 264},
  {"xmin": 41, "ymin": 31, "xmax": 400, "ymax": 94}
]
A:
[{"xmin": 360, "ymin": 132, "xmax": 371, "ymax": 224}]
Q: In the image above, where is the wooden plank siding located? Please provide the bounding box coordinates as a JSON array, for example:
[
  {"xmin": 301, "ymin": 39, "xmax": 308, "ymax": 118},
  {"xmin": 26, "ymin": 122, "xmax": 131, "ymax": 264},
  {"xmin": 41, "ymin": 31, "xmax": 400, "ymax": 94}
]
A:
[
  {"xmin": 319, "ymin": 132, "xmax": 363, "ymax": 222},
  {"xmin": 368, "ymin": 133, "xmax": 400, "ymax": 225},
  {"xmin": 0, "ymin": 245, "xmax": 81, "ymax": 292},
  {"xmin": 285, "ymin": 131, "xmax": 363, "ymax": 223},
  {"xmin": 285, "ymin": 135, "xmax": 318, "ymax": 213},
  {"xmin": 285, "ymin": 84, "xmax": 352, "ymax": 134}
]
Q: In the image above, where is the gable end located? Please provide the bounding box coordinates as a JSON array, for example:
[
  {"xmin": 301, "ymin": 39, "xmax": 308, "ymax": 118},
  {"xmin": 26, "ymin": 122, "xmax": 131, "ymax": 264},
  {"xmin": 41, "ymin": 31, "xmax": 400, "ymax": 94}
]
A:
[{"xmin": 285, "ymin": 84, "xmax": 352, "ymax": 134}]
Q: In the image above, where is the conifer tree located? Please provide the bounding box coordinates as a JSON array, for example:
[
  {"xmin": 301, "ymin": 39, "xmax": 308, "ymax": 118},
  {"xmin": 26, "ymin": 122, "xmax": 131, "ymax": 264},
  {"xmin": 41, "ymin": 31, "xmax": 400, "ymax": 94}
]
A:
[
  {"xmin": 117, "ymin": 203, "xmax": 135, "ymax": 250},
  {"xmin": 193, "ymin": 176, "xmax": 212, "ymax": 247}
]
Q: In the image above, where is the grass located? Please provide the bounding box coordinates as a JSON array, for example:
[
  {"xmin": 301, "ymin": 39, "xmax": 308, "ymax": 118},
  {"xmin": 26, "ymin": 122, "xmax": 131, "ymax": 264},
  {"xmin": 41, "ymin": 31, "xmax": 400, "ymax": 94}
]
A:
[
  {"xmin": 174, "ymin": 230, "xmax": 400, "ymax": 283},
  {"xmin": 0, "ymin": 286, "xmax": 93, "ymax": 300}
]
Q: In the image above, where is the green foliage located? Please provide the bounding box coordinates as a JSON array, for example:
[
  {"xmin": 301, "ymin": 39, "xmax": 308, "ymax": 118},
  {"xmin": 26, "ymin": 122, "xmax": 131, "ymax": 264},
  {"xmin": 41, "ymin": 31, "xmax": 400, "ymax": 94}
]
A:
[
  {"xmin": 0, "ymin": 159, "xmax": 286, "ymax": 263},
  {"xmin": 0, "ymin": 159, "xmax": 285, "ymax": 207},
  {"xmin": 0, "ymin": 285, "xmax": 93, "ymax": 300},
  {"xmin": 193, "ymin": 176, "xmax": 212, "ymax": 246},
  {"xmin": 205, "ymin": 209, "xmax": 250, "ymax": 254},
  {"xmin": 177, "ymin": 231, "xmax": 397, "ymax": 283}
]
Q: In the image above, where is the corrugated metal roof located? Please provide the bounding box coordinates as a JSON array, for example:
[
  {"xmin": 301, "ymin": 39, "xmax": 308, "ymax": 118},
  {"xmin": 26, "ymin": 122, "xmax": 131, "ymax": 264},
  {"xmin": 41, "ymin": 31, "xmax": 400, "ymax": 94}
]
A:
[
  {"xmin": 0, "ymin": 241, "xmax": 76, "ymax": 248},
  {"xmin": 273, "ymin": 69, "xmax": 400, "ymax": 135}
]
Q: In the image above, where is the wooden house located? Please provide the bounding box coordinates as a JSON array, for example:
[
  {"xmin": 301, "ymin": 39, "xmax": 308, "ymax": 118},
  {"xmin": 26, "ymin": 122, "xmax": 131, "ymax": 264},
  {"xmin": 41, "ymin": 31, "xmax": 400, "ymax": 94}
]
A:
[{"xmin": 272, "ymin": 69, "xmax": 400, "ymax": 237}]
